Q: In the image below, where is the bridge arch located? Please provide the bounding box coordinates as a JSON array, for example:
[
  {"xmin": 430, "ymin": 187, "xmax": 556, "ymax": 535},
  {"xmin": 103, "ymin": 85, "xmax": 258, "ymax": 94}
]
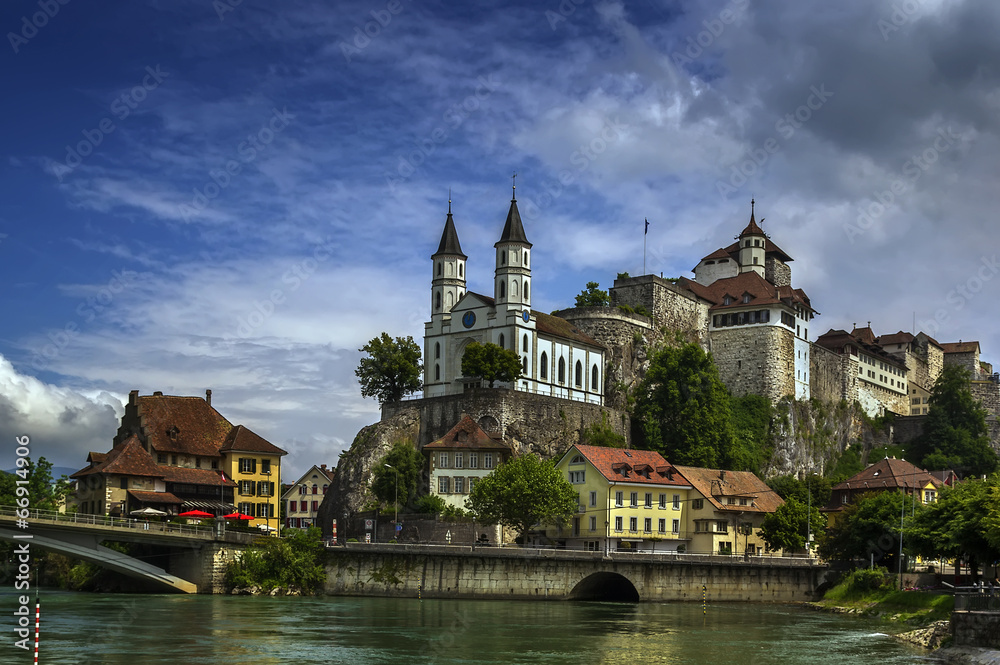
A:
[{"xmin": 569, "ymin": 572, "xmax": 640, "ymax": 602}]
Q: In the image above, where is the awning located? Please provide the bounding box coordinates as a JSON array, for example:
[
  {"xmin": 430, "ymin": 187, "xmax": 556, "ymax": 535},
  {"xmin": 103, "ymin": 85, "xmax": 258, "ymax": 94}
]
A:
[
  {"xmin": 618, "ymin": 538, "xmax": 644, "ymax": 543},
  {"xmin": 128, "ymin": 490, "xmax": 182, "ymax": 505},
  {"xmin": 182, "ymin": 500, "xmax": 235, "ymax": 512}
]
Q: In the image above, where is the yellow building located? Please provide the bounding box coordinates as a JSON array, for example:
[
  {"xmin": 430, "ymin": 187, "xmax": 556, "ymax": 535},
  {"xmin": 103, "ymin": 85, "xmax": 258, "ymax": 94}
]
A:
[
  {"xmin": 821, "ymin": 456, "xmax": 941, "ymax": 527},
  {"xmin": 548, "ymin": 444, "xmax": 693, "ymax": 553},
  {"xmin": 673, "ymin": 466, "xmax": 785, "ymax": 556},
  {"xmin": 222, "ymin": 425, "xmax": 287, "ymax": 532}
]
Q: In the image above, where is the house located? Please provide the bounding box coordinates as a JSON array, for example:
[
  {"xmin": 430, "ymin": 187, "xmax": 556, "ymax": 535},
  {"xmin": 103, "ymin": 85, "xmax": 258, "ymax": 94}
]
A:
[
  {"xmin": 672, "ymin": 465, "xmax": 785, "ymax": 556},
  {"xmin": 547, "ymin": 445, "xmax": 693, "ymax": 553},
  {"xmin": 283, "ymin": 464, "xmax": 334, "ymax": 529},
  {"xmin": 424, "ymin": 416, "xmax": 513, "ymax": 510},
  {"xmin": 821, "ymin": 456, "xmax": 942, "ymax": 524},
  {"xmin": 73, "ymin": 389, "xmax": 286, "ymax": 530}
]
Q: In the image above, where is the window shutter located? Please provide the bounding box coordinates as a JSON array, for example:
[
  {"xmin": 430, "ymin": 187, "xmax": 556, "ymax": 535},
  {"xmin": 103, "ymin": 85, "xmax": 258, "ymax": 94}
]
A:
[
  {"xmin": 269, "ymin": 482, "xmax": 275, "ymax": 497},
  {"xmin": 257, "ymin": 481, "xmax": 264, "ymax": 496}
]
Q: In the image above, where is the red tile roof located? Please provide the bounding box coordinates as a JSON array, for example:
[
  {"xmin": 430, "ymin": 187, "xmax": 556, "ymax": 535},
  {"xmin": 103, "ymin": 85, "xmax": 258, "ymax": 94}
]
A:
[
  {"xmin": 878, "ymin": 331, "xmax": 915, "ymax": 346},
  {"xmin": 673, "ymin": 466, "xmax": 783, "ymax": 514},
  {"xmin": 71, "ymin": 435, "xmax": 164, "ymax": 479},
  {"xmin": 133, "ymin": 395, "xmax": 233, "ymax": 457},
  {"xmin": 128, "ymin": 490, "xmax": 182, "ymax": 505},
  {"xmin": 941, "ymin": 341, "xmax": 980, "ymax": 354},
  {"xmin": 423, "ymin": 415, "xmax": 512, "ymax": 451},
  {"xmin": 219, "ymin": 424, "xmax": 287, "ymax": 456},
  {"xmin": 831, "ymin": 457, "xmax": 941, "ymax": 493},
  {"xmin": 679, "ymin": 271, "xmax": 813, "ymax": 313},
  {"xmin": 161, "ymin": 466, "xmax": 236, "ymax": 487},
  {"xmin": 699, "ymin": 247, "xmax": 734, "ymax": 262},
  {"xmin": 564, "ymin": 445, "xmax": 691, "ymax": 487}
]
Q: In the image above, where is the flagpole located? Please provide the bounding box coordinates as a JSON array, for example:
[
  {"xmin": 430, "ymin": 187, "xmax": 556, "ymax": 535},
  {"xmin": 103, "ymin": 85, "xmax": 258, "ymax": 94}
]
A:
[{"xmin": 643, "ymin": 218, "xmax": 648, "ymax": 276}]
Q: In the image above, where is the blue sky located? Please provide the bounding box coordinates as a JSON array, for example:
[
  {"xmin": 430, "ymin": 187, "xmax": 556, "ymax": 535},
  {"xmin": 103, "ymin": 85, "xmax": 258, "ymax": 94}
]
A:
[{"xmin": 2, "ymin": 0, "xmax": 999, "ymax": 480}]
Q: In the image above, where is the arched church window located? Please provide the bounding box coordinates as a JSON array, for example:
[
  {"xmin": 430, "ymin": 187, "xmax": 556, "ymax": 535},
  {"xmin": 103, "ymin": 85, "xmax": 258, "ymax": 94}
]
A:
[
  {"xmin": 446, "ymin": 292, "xmax": 454, "ymax": 308},
  {"xmin": 524, "ymin": 281, "xmax": 529, "ymax": 301},
  {"xmin": 592, "ymin": 364, "xmax": 599, "ymax": 391},
  {"xmin": 511, "ymin": 281, "xmax": 518, "ymax": 297},
  {"xmin": 575, "ymin": 360, "xmax": 582, "ymax": 387},
  {"xmin": 524, "ymin": 251, "xmax": 528, "ymax": 266},
  {"xmin": 435, "ymin": 291, "xmax": 441, "ymax": 310},
  {"xmin": 459, "ymin": 264, "xmax": 463, "ymax": 277},
  {"xmin": 522, "ymin": 357, "xmax": 528, "ymax": 374},
  {"xmin": 499, "ymin": 333, "xmax": 505, "ymax": 349},
  {"xmin": 501, "ymin": 253, "xmax": 506, "ymax": 265},
  {"xmin": 434, "ymin": 364, "xmax": 440, "ymax": 381},
  {"xmin": 499, "ymin": 281, "xmax": 506, "ymax": 299},
  {"xmin": 435, "ymin": 342, "xmax": 440, "ymax": 359},
  {"xmin": 437, "ymin": 262, "xmax": 442, "ymax": 275},
  {"xmin": 558, "ymin": 357, "xmax": 566, "ymax": 384},
  {"xmin": 522, "ymin": 335, "xmax": 528, "ymax": 352},
  {"xmin": 540, "ymin": 352, "xmax": 548, "ymax": 379}
]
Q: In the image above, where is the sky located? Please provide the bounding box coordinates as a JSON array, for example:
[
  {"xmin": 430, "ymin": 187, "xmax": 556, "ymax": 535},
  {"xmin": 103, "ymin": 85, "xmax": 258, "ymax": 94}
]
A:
[{"xmin": 1, "ymin": 0, "xmax": 999, "ymax": 481}]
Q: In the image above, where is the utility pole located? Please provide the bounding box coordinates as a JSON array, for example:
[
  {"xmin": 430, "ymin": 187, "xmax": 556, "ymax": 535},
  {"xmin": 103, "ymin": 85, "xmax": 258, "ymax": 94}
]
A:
[{"xmin": 384, "ymin": 464, "xmax": 398, "ymax": 540}]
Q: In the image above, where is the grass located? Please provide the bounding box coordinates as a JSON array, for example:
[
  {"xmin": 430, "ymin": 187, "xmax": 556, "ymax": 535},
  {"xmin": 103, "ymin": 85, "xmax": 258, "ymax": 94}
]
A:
[{"xmin": 818, "ymin": 569, "xmax": 954, "ymax": 626}]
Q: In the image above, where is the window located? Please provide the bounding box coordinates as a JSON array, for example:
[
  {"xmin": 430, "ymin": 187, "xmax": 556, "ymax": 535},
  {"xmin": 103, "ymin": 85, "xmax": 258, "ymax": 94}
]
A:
[
  {"xmin": 262, "ymin": 459, "xmax": 271, "ymax": 475},
  {"xmin": 614, "ymin": 516, "xmax": 623, "ymax": 532},
  {"xmin": 239, "ymin": 458, "xmax": 256, "ymax": 474},
  {"xmin": 434, "ymin": 364, "xmax": 440, "ymax": 381},
  {"xmin": 629, "ymin": 517, "xmax": 638, "ymax": 532},
  {"xmin": 240, "ymin": 480, "xmax": 255, "ymax": 496},
  {"xmin": 643, "ymin": 518, "xmax": 652, "ymax": 533},
  {"xmin": 290, "ymin": 501, "xmax": 297, "ymax": 512},
  {"xmin": 841, "ymin": 493, "xmax": 848, "ymax": 505},
  {"xmin": 454, "ymin": 477, "xmax": 465, "ymax": 493},
  {"xmin": 523, "ymin": 335, "xmax": 528, "ymax": 352},
  {"xmin": 439, "ymin": 477, "xmax": 450, "ymax": 493},
  {"xmin": 716, "ymin": 521, "xmax": 728, "ymax": 533},
  {"xmin": 727, "ymin": 497, "xmax": 736, "ymax": 505},
  {"xmin": 437, "ymin": 262, "xmax": 442, "ymax": 276},
  {"xmin": 119, "ymin": 477, "xmax": 128, "ymax": 490},
  {"xmin": 673, "ymin": 495, "xmax": 680, "ymax": 509},
  {"xmin": 589, "ymin": 491, "xmax": 597, "ymax": 507},
  {"xmin": 257, "ymin": 481, "xmax": 275, "ymax": 497},
  {"xmin": 644, "ymin": 493, "xmax": 652, "ymax": 508},
  {"xmin": 312, "ymin": 484, "xmax": 318, "ymax": 494},
  {"xmin": 524, "ymin": 281, "xmax": 529, "ymax": 301},
  {"xmin": 659, "ymin": 494, "xmax": 666, "ymax": 509},
  {"xmin": 311, "ymin": 501, "xmax": 319, "ymax": 512},
  {"xmin": 459, "ymin": 264, "xmax": 463, "ymax": 277},
  {"xmin": 739, "ymin": 498, "xmax": 748, "ymax": 506},
  {"xmin": 439, "ymin": 453, "xmax": 449, "ymax": 468},
  {"xmin": 435, "ymin": 342, "xmax": 440, "ymax": 359},
  {"xmin": 672, "ymin": 519, "xmax": 680, "ymax": 534},
  {"xmin": 742, "ymin": 293, "xmax": 751, "ymax": 304},
  {"xmin": 484, "ymin": 453, "xmax": 494, "ymax": 469},
  {"xmin": 435, "ymin": 291, "xmax": 441, "ymax": 310},
  {"xmin": 195, "ymin": 457, "xmax": 201, "ymax": 468},
  {"xmin": 558, "ymin": 357, "xmax": 566, "ymax": 383},
  {"xmin": 630, "ymin": 492, "xmax": 638, "ymax": 507},
  {"xmin": 299, "ymin": 485, "xmax": 306, "ymax": 495},
  {"xmin": 469, "ymin": 452, "xmax": 478, "ymax": 468},
  {"xmin": 592, "ymin": 365, "xmax": 599, "ymax": 391},
  {"xmin": 589, "ymin": 516, "xmax": 597, "ymax": 531},
  {"xmin": 540, "ymin": 352, "xmax": 548, "ymax": 379},
  {"xmin": 658, "ymin": 518, "xmax": 666, "ymax": 533},
  {"xmin": 575, "ymin": 360, "xmax": 582, "ymax": 387},
  {"xmin": 569, "ymin": 470, "xmax": 585, "ymax": 484},
  {"xmin": 157, "ymin": 453, "xmax": 166, "ymax": 464},
  {"xmin": 455, "ymin": 452, "xmax": 464, "ymax": 469},
  {"xmin": 238, "ymin": 502, "xmax": 253, "ymax": 516},
  {"xmin": 615, "ymin": 491, "xmax": 623, "ymax": 507},
  {"xmin": 171, "ymin": 454, "xmax": 178, "ymax": 465},
  {"xmin": 469, "ymin": 478, "xmax": 477, "ymax": 493},
  {"xmin": 257, "ymin": 503, "xmax": 274, "ymax": 518}
]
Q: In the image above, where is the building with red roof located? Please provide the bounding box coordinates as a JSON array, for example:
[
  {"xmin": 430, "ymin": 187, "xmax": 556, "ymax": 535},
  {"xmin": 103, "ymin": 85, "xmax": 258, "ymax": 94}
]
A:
[{"xmin": 424, "ymin": 415, "xmax": 513, "ymax": 510}]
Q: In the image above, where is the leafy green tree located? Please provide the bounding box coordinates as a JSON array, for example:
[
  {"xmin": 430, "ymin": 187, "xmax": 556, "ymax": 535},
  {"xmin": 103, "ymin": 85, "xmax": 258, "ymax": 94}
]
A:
[
  {"xmin": 0, "ymin": 457, "xmax": 71, "ymax": 511},
  {"xmin": 574, "ymin": 281, "xmax": 611, "ymax": 307},
  {"xmin": 759, "ymin": 496, "xmax": 824, "ymax": 553},
  {"xmin": 461, "ymin": 341, "xmax": 522, "ymax": 387},
  {"xmin": 728, "ymin": 394, "xmax": 773, "ymax": 473},
  {"xmin": 356, "ymin": 333, "xmax": 423, "ymax": 404},
  {"xmin": 826, "ymin": 448, "xmax": 864, "ymax": 483},
  {"xmin": 616, "ymin": 272, "xmax": 631, "ymax": 280},
  {"xmin": 985, "ymin": 479, "xmax": 1000, "ymax": 554},
  {"xmin": 465, "ymin": 453, "xmax": 578, "ymax": 543},
  {"xmin": 633, "ymin": 342, "xmax": 734, "ymax": 468},
  {"xmin": 907, "ymin": 477, "xmax": 1000, "ymax": 578},
  {"xmin": 818, "ymin": 491, "xmax": 905, "ymax": 567},
  {"xmin": 767, "ymin": 474, "xmax": 831, "ymax": 508},
  {"xmin": 907, "ymin": 365, "xmax": 998, "ymax": 478},
  {"xmin": 414, "ymin": 494, "xmax": 447, "ymax": 515},
  {"xmin": 224, "ymin": 526, "xmax": 325, "ymax": 593},
  {"xmin": 370, "ymin": 441, "xmax": 423, "ymax": 511},
  {"xmin": 580, "ymin": 412, "xmax": 626, "ymax": 448}
]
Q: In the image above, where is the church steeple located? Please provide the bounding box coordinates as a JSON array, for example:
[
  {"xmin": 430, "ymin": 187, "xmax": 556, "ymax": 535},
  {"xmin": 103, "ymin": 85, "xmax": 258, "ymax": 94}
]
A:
[
  {"xmin": 431, "ymin": 196, "xmax": 467, "ymax": 317},
  {"xmin": 494, "ymin": 175, "xmax": 532, "ymax": 310},
  {"xmin": 738, "ymin": 198, "xmax": 766, "ymax": 278}
]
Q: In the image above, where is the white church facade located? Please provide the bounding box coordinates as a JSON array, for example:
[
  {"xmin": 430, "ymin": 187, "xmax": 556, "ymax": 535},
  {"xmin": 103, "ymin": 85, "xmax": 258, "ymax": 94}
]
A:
[{"xmin": 423, "ymin": 192, "xmax": 605, "ymax": 405}]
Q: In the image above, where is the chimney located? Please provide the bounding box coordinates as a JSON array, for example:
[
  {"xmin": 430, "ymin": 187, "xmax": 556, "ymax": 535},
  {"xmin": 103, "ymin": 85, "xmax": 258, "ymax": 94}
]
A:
[
  {"xmin": 153, "ymin": 391, "xmax": 163, "ymax": 397},
  {"xmin": 320, "ymin": 464, "xmax": 327, "ymax": 472},
  {"xmin": 206, "ymin": 389, "xmax": 212, "ymax": 406},
  {"xmin": 720, "ymin": 470, "xmax": 726, "ymax": 481},
  {"xmin": 129, "ymin": 390, "xmax": 139, "ymax": 406}
]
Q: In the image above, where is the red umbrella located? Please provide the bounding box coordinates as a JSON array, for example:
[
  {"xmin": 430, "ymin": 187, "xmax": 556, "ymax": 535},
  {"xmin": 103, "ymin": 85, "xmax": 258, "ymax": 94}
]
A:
[
  {"xmin": 223, "ymin": 512, "xmax": 254, "ymax": 521},
  {"xmin": 179, "ymin": 510, "xmax": 215, "ymax": 518}
]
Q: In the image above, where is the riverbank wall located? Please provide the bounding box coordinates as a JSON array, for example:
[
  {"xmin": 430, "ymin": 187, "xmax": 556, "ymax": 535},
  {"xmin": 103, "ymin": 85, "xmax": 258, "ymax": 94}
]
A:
[{"xmin": 322, "ymin": 544, "xmax": 827, "ymax": 602}]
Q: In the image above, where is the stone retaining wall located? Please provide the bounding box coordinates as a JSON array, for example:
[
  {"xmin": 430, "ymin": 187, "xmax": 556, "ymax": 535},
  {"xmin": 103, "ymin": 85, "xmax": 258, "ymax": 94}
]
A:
[{"xmin": 953, "ymin": 611, "xmax": 1000, "ymax": 649}]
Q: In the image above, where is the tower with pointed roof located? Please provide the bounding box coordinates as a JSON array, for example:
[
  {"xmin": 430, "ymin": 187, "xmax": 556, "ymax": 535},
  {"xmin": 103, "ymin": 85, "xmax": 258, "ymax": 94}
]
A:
[
  {"xmin": 738, "ymin": 199, "xmax": 766, "ymax": 278},
  {"xmin": 494, "ymin": 179, "xmax": 532, "ymax": 318},
  {"xmin": 431, "ymin": 197, "xmax": 467, "ymax": 319}
]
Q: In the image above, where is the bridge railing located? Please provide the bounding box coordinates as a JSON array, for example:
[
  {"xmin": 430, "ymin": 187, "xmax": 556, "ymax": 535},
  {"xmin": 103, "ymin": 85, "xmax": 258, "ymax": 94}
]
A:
[
  {"xmin": 954, "ymin": 588, "xmax": 1000, "ymax": 612},
  {"xmin": 0, "ymin": 506, "xmax": 216, "ymax": 538}
]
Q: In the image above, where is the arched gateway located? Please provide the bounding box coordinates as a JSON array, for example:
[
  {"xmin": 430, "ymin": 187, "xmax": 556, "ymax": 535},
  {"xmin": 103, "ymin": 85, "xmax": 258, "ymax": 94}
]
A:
[{"xmin": 569, "ymin": 572, "xmax": 640, "ymax": 602}]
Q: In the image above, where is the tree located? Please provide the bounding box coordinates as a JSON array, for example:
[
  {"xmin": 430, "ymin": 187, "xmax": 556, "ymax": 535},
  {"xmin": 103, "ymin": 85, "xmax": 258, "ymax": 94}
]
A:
[
  {"xmin": 633, "ymin": 342, "xmax": 735, "ymax": 468},
  {"xmin": 355, "ymin": 333, "xmax": 422, "ymax": 404},
  {"xmin": 818, "ymin": 491, "xmax": 906, "ymax": 567},
  {"xmin": 461, "ymin": 341, "xmax": 522, "ymax": 387},
  {"xmin": 370, "ymin": 441, "xmax": 423, "ymax": 511},
  {"xmin": 907, "ymin": 365, "xmax": 998, "ymax": 478},
  {"xmin": 465, "ymin": 453, "xmax": 578, "ymax": 543},
  {"xmin": 728, "ymin": 394, "xmax": 773, "ymax": 474},
  {"xmin": 580, "ymin": 412, "xmax": 626, "ymax": 448},
  {"xmin": 574, "ymin": 281, "xmax": 611, "ymax": 307},
  {"xmin": 759, "ymin": 496, "xmax": 824, "ymax": 553},
  {"xmin": 767, "ymin": 473, "xmax": 832, "ymax": 508},
  {"xmin": 0, "ymin": 457, "xmax": 71, "ymax": 511}
]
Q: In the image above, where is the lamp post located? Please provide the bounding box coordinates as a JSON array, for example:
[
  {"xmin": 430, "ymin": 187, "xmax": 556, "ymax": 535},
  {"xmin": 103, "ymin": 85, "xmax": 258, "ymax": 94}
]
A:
[{"xmin": 384, "ymin": 464, "xmax": 398, "ymax": 540}]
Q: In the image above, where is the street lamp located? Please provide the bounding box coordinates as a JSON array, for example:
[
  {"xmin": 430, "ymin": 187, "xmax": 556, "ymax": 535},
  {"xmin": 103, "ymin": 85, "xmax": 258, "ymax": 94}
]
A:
[{"xmin": 384, "ymin": 464, "xmax": 398, "ymax": 540}]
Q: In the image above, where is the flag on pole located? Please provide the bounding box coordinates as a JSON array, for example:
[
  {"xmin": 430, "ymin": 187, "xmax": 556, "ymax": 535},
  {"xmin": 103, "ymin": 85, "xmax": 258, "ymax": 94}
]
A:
[{"xmin": 644, "ymin": 218, "xmax": 649, "ymax": 235}]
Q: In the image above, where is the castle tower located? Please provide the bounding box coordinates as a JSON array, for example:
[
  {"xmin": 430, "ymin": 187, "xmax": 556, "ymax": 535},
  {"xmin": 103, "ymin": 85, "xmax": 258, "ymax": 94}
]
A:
[
  {"xmin": 494, "ymin": 180, "xmax": 532, "ymax": 314},
  {"xmin": 431, "ymin": 198, "xmax": 467, "ymax": 317},
  {"xmin": 738, "ymin": 199, "xmax": 766, "ymax": 278}
]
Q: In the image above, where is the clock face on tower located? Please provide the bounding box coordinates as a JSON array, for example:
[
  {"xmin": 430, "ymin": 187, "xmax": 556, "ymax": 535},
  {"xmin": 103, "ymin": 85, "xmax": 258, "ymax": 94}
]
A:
[
  {"xmin": 522, "ymin": 309, "xmax": 530, "ymax": 323},
  {"xmin": 462, "ymin": 311, "xmax": 476, "ymax": 328}
]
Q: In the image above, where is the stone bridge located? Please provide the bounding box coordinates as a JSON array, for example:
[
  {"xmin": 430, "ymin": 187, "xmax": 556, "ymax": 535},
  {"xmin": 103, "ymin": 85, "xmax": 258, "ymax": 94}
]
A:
[
  {"xmin": 0, "ymin": 507, "xmax": 252, "ymax": 593},
  {"xmin": 324, "ymin": 544, "xmax": 829, "ymax": 602}
]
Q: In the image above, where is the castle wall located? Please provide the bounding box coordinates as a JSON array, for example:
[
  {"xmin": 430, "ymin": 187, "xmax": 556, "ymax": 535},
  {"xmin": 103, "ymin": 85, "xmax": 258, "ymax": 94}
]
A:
[
  {"xmin": 945, "ymin": 350, "xmax": 982, "ymax": 379},
  {"xmin": 610, "ymin": 276, "xmax": 710, "ymax": 346},
  {"xmin": 810, "ymin": 343, "xmax": 852, "ymax": 405},
  {"xmin": 710, "ymin": 325, "xmax": 795, "ymax": 402},
  {"xmin": 857, "ymin": 381, "xmax": 909, "ymax": 416},
  {"xmin": 765, "ymin": 257, "xmax": 791, "ymax": 288},
  {"xmin": 971, "ymin": 381, "xmax": 1000, "ymax": 415}
]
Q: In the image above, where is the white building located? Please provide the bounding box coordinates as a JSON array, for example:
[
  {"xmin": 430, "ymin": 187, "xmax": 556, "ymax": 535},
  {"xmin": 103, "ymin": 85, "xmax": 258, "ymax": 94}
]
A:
[
  {"xmin": 424, "ymin": 192, "xmax": 605, "ymax": 404},
  {"xmin": 424, "ymin": 416, "xmax": 513, "ymax": 510},
  {"xmin": 282, "ymin": 464, "xmax": 333, "ymax": 529}
]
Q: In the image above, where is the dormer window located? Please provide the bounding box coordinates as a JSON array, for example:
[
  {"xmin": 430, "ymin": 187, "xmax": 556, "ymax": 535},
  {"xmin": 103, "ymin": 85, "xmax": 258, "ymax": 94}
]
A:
[
  {"xmin": 167, "ymin": 426, "xmax": 179, "ymax": 441},
  {"xmin": 742, "ymin": 293, "xmax": 752, "ymax": 304},
  {"xmin": 723, "ymin": 295, "xmax": 733, "ymax": 306}
]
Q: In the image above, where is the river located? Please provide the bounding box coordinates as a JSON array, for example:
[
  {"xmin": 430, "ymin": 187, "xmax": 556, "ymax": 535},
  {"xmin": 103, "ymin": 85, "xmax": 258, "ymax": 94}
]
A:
[{"xmin": 5, "ymin": 591, "xmax": 940, "ymax": 664}]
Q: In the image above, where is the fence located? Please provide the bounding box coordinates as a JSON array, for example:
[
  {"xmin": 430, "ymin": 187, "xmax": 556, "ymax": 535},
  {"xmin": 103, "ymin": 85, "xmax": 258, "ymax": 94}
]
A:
[{"xmin": 955, "ymin": 588, "xmax": 1000, "ymax": 612}]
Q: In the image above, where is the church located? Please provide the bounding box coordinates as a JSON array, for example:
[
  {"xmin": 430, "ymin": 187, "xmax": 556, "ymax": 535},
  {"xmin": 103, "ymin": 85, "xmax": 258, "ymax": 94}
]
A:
[{"xmin": 423, "ymin": 187, "xmax": 605, "ymax": 405}]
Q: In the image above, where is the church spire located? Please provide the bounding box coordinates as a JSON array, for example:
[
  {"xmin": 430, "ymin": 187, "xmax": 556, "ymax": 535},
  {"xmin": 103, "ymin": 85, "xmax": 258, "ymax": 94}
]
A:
[
  {"xmin": 497, "ymin": 174, "xmax": 531, "ymax": 248},
  {"xmin": 739, "ymin": 198, "xmax": 765, "ymax": 238}
]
